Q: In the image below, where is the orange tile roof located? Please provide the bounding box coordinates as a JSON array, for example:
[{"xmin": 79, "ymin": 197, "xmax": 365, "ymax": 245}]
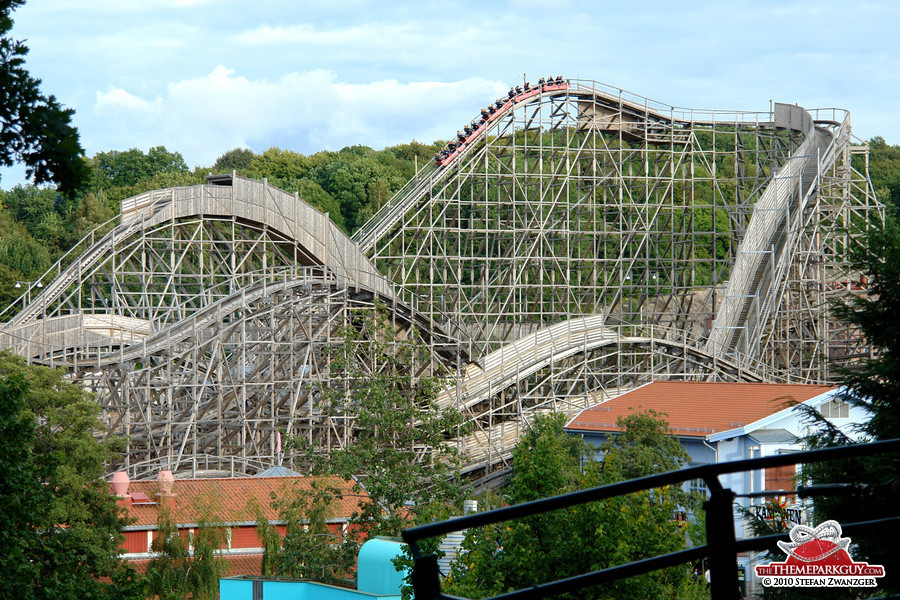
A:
[
  {"xmin": 115, "ymin": 475, "xmax": 367, "ymax": 527},
  {"xmin": 566, "ymin": 381, "xmax": 835, "ymax": 437},
  {"xmin": 127, "ymin": 552, "xmax": 263, "ymax": 577}
]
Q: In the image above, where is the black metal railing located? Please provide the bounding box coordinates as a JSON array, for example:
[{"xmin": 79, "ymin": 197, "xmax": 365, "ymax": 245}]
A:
[{"xmin": 403, "ymin": 438, "xmax": 900, "ymax": 600}]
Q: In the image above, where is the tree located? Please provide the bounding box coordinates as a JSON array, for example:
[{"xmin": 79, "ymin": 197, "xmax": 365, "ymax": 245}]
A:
[
  {"xmin": 802, "ymin": 212, "xmax": 900, "ymax": 594},
  {"xmin": 248, "ymin": 147, "xmax": 310, "ymax": 182},
  {"xmin": 445, "ymin": 412, "xmax": 702, "ymax": 600},
  {"xmin": 0, "ymin": 184, "xmax": 57, "ymax": 236},
  {"xmin": 85, "ymin": 148, "xmax": 202, "ymax": 210},
  {"xmin": 861, "ymin": 137, "xmax": 900, "ymax": 207},
  {"xmin": 599, "ymin": 409, "xmax": 692, "ymax": 481},
  {"xmin": 145, "ymin": 502, "xmax": 227, "ymax": 600},
  {"xmin": 0, "ymin": 373, "xmax": 45, "ymax": 599},
  {"xmin": 301, "ymin": 305, "xmax": 466, "ymax": 537},
  {"xmin": 0, "ymin": 351, "xmax": 144, "ymax": 599},
  {"xmin": 257, "ymin": 478, "xmax": 358, "ymax": 583},
  {"xmin": 0, "ymin": 0, "xmax": 89, "ymax": 194},
  {"xmin": 212, "ymin": 147, "xmax": 255, "ymax": 174},
  {"xmin": 91, "ymin": 146, "xmax": 188, "ymax": 189},
  {"xmin": 310, "ymin": 147, "xmax": 406, "ymax": 233},
  {"xmin": 0, "ymin": 209, "xmax": 50, "ymax": 278},
  {"xmin": 65, "ymin": 190, "xmax": 114, "ymax": 246}
]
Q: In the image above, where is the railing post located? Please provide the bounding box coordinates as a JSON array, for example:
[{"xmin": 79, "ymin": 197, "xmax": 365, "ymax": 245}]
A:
[
  {"xmin": 411, "ymin": 553, "xmax": 441, "ymax": 600},
  {"xmin": 704, "ymin": 482, "xmax": 739, "ymax": 600}
]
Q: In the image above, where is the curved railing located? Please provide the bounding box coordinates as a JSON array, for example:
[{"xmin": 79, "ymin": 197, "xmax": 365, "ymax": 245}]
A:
[
  {"xmin": 439, "ymin": 315, "xmax": 766, "ymax": 414},
  {"xmin": 353, "ymin": 78, "xmax": 782, "ymax": 258},
  {"xmin": 438, "ymin": 315, "xmax": 778, "ymax": 469},
  {"xmin": 352, "ymin": 83, "xmax": 573, "ymax": 253},
  {"xmin": 1, "ymin": 270, "xmax": 464, "ymax": 368},
  {"xmin": 1, "ymin": 175, "xmax": 395, "ymax": 331},
  {"xmin": 704, "ymin": 105, "xmax": 848, "ymax": 358}
]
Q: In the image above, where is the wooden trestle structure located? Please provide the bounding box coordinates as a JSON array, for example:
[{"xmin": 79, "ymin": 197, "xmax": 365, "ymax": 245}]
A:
[{"xmin": 0, "ymin": 79, "xmax": 881, "ymax": 478}]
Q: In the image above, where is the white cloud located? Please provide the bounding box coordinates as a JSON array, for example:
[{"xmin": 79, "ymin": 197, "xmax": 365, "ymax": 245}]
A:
[
  {"xmin": 91, "ymin": 67, "xmax": 507, "ymax": 168},
  {"xmin": 95, "ymin": 88, "xmax": 162, "ymax": 114}
]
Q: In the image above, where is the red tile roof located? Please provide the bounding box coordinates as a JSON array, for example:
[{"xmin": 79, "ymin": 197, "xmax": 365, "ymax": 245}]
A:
[
  {"xmin": 115, "ymin": 475, "xmax": 366, "ymax": 527},
  {"xmin": 566, "ymin": 381, "xmax": 835, "ymax": 437},
  {"xmin": 128, "ymin": 552, "xmax": 264, "ymax": 577}
]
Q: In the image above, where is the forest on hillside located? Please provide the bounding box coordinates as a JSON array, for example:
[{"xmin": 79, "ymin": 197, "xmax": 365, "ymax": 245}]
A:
[
  {"xmin": 1, "ymin": 136, "xmax": 899, "ymax": 315},
  {"xmin": 0, "ymin": 141, "xmax": 442, "ymax": 312}
]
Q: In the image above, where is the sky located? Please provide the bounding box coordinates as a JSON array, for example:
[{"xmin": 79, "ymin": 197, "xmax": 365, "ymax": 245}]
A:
[{"xmin": 2, "ymin": 0, "xmax": 899, "ymax": 187}]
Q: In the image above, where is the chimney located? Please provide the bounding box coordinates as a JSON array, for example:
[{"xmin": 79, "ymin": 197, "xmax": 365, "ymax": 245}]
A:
[
  {"xmin": 111, "ymin": 471, "xmax": 130, "ymax": 496},
  {"xmin": 111, "ymin": 471, "xmax": 133, "ymax": 511},
  {"xmin": 157, "ymin": 470, "xmax": 175, "ymax": 495}
]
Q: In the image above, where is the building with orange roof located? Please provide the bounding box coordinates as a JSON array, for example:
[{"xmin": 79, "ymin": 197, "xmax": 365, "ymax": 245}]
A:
[
  {"xmin": 109, "ymin": 470, "xmax": 367, "ymax": 577},
  {"xmin": 565, "ymin": 380, "xmax": 871, "ymax": 595},
  {"xmin": 566, "ymin": 381, "xmax": 869, "ymax": 498}
]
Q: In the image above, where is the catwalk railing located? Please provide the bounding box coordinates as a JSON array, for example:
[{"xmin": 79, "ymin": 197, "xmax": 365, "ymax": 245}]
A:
[{"xmin": 403, "ymin": 438, "xmax": 900, "ymax": 600}]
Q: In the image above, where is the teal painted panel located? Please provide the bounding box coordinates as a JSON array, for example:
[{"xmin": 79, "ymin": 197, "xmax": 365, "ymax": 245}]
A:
[
  {"xmin": 357, "ymin": 538, "xmax": 407, "ymax": 596},
  {"xmin": 220, "ymin": 579, "xmax": 253, "ymax": 600}
]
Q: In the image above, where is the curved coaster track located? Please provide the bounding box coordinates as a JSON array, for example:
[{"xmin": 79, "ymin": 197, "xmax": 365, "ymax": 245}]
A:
[{"xmin": 0, "ymin": 79, "xmax": 880, "ymax": 478}]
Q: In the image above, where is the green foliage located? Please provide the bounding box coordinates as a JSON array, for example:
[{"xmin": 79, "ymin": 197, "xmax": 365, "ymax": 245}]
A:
[
  {"xmin": 801, "ymin": 211, "xmax": 900, "ymax": 594},
  {"xmin": 1, "ymin": 184, "xmax": 58, "ymax": 236},
  {"xmin": 445, "ymin": 412, "xmax": 698, "ymax": 600},
  {"xmin": 301, "ymin": 305, "xmax": 466, "ymax": 537},
  {"xmin": 92, "ymin": 146, "xmax": 188, "ymax": 188},
  {"xmin": 309, "ymin": 146, "xmax": 408, "ymax": 232},
  {"xmin": 0, "ymin": 351, "xmax": 144, "ymax": 600},
  {"xmin": 89, "ymin": 146, "xmax": 200, "ymax": 208},
  {"xmin": 256, "ymin": 478, "xmax": 358, "ymax": 582},
  {"xmin": 0, "ymin": 209, "xmax": 51, "ymax": 277},
  {"xmin": 0, "ymin": 0, "xmax": 89, "ymax": 194},
  {"xmin": 507, "ymin": 412, "xmax": 588, "ymax": 502},
  {"xmin": 65, "ymin": 190, "xmax": 115, "ymax": 245},
  {"xmin": 0, "ymin": 373, "xmax": 45, "ymax": 599},
  {"xmin": 213, "ymin": 147, "xmax": 255, "ymax": 174},
  {"xmin": 862, "ymin": 137, "xmax": 900, "ymax": 207},
  {"xmin": 249, "ymin": 147, "xmax": 311, "ymax": 181},
  {"xmin": 599, "ymin": 409, "xmax": 691, "ymax": 481},
  {"xmin": 146, "ymin": 502, "xmax": 227, "ymax": 600}
]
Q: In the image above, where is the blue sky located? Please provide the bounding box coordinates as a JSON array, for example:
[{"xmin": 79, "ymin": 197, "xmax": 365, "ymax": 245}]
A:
[{"xmin": 3, "ymin": 0, "xmax": 899, "ymax": 187}]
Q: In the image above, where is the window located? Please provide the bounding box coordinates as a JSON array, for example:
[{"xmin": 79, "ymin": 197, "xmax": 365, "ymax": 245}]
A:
[
  {"xmin": 820, "ymin": 398, "xmax": 849, "ymax": 419},
  {"xmin": 688, "ymin": 477, "xmax": 709, "ymax": 498},
  {"xmin": 765, "ymin": 464, "xmax": 796, "ymax": 492}
]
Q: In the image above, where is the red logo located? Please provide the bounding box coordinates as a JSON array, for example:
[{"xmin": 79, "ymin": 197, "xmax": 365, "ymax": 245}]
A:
[{"xmin": 755, "ymin": 520, "xmax": 885, "ymax": 587}]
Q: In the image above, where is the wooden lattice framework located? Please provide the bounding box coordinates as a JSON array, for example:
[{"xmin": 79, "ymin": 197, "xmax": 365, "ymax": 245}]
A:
[{"xmin": 0, "ymin": 80, "xmax": 881, "ymax": 477}]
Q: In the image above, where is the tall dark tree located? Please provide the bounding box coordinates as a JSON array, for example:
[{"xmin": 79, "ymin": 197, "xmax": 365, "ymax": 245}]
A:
[
  {"xmin": 802, "ymin": 213, "xmax": 900, "ymax": 594},
  {"xmin": 0, "ymin": 351, "xmax": 145, "ymax": 599},
  {"xmin": 0, "ymin": 0, "xmax": 89, "ymax": 194},
  {"xmin": 0, "ymin": 373, "xmax": 45, "ymax": 599}
]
